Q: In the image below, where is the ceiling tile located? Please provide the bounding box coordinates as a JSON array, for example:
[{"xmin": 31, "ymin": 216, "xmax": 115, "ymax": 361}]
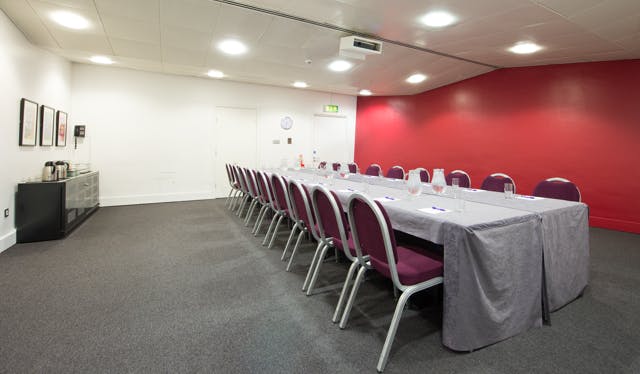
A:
[
  {"xmin": 95, "ymin": 0, "xmax": 159, "ymax": 22},
  {"xmin": 101, "ymin": 15, "xmax": 160, "ymax": 44},
  {"xmin": 162, "ymin": 46, "xmax": 206, "ymax": 66},
  {"xmin": 110, "ymin": 38, "xmax": 161, "ymax": 60},
  {"xmin": 162, "ymin": 24, "xmax": 212, "ymax": 50},
  {"xmin": 159, "ymin": 0, "xmax": 220, "ymax": 33}
]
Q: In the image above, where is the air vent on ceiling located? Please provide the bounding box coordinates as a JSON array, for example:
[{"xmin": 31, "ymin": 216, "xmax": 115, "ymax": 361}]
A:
[{"xmin": 339, "ymin": 36, "xmax": 382, "ymax": 60}]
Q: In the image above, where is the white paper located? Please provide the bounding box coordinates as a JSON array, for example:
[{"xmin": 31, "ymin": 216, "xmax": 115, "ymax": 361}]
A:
[
  {"xmin": 418, "ymin": 207, "xmax": 451, "ymax": 214},
  {"xmin": 516, "ymin": 195, "xmax": 545, "ymax": 201}
]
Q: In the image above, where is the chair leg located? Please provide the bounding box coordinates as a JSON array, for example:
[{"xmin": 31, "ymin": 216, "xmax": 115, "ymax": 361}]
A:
[
  {"xmin": 268, "ymin": 215, "xmax": 285, "ymax": 249},
  {"xmin": 305, "ymin": 245, "xmax": 330, "ymax": 296},
  {"xmin": 281, "ymin": 224, "xmax": 299, "ymax": 261},
  {"xmin": 252, "ymin": 205, "xmax": 268, "ymax": 235},
  {"xmin": 302, "ymin": 242, "xmax": 325, "ymax": 291},
  {"xmin": 244, "ymin": 199, "xmax": 258, "ymax": 225},
  {"xmin": 339, "ymin": 265, "xmax": 367, "ymax": 329},
  {"xmin": 332, "ymin": 261, "xmax": 360, "ymax": 323},
  {"xmin": 262, "ymin": 212, "xmax": 279, "ymax": 246},
  {"xmin": 376, "ymin": 289, "xmax": 415, "ymax": 373},
  {"xmin": 285, "ymin": 230, "xmax": 306, "ymax": 272}
]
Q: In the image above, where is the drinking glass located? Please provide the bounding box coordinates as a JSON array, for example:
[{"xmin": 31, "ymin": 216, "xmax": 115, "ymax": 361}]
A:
[
  {"xmin": 504, "ymin": 183, "xmax": 514, "ymax": 199},
  {"xmin": 339, "ymin": 163, "xmax": 350, "ymax": 179},
  {"xmin": 452, "ymin": 177, "xmax": 460, "ymax": 189}
]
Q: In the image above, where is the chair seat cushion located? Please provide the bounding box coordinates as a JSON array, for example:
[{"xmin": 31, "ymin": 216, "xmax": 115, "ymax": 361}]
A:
[{"xmin": 372, "ymin": 245, "xmax": 443, "ymax": 285}]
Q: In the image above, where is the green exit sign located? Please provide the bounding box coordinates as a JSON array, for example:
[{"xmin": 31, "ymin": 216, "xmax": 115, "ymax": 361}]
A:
[{"xmin": 323, "ymin": 104, "xmax": 339, "ymax": 113}]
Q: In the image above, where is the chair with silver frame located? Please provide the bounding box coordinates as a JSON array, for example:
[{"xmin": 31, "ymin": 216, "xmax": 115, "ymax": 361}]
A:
[
  {"xmin": 343, "ymin": 192, "xmax": 444, "ymax": 372},
  {"xmin": 532, "ymin": 177, "xmax": 581, "ymax": 202},
  {"xmin": 280, "ymin": 180, "xmax": 320, "ymax": 271},
  {"xmin": 262, "ymin": 173, "xmax": 292, "ymax": 249}
]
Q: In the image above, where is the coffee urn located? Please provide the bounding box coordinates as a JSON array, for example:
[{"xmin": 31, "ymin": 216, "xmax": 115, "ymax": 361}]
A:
[{"xmin": 42, "ymin": 161, "xmax": 56, "ymax": 182}]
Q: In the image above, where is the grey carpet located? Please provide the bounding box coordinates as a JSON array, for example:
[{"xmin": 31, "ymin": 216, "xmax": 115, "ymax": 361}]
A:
[{"xmin": 1, "ymin": 199, "xmax": 639, "ymax": 373}]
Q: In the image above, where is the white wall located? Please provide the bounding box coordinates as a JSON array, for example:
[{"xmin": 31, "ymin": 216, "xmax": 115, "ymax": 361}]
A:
[
  {"xmin": 0, "ymin": 10, "xmax": 74, "ymax": 252},
  {"xmin": 71, "ymin": 64, "xmax": 357, "ymax": 206}
]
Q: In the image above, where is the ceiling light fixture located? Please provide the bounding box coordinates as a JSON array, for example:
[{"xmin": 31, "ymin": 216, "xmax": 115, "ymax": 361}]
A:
[
  {"xmin": 420, "ymin": 11, "xmax": 457, "ymax": 28},
  {"xmin": 293, "ymin": 81, "xmax": 308, "ymax": 88},
  {"xmin": 508, "ymin": 42, "xmax": 543, "ymax": 54},
  {"xmin": 218, "ymin": 39, "xmax": 248, "ymax": 55},
  {"xmin": 207, "ymin": 70, "xmax": 224, "ymax": 78},
  {"xmin": 89, "ymin": 56, "xmax": 114, "ymax": 65},
  {"xmin": 359, "ymin": 89, "xmax": 372, "ymax": 96},
  {"xmin": 328, "ymin": 60, "xmax": 353, "ymax": 72},
  {"xmin": 406, "ymin": 74, "xmax": 427, "ymax": 84},
  {"xmin": 50, "ymin": 10, "xmax": 90, "ymax": 30}
]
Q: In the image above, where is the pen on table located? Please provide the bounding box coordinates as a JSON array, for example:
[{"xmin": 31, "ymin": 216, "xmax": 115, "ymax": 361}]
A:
[
  {"xmin": 385, "ymin": 196, "xmax": 396, "ymax": 200},
  {"xmin": 520, "ymin": 195, "xmax": 535, "ymax": 199},
  {"xmin": 432, "ymin": 206, "xmax": 446, "ymax": 211}
]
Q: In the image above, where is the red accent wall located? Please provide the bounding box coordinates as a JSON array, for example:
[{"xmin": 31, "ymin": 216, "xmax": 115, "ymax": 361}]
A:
[{"xmin": 355, "ymin": 60, "xmax": 640, "ymax": 233}]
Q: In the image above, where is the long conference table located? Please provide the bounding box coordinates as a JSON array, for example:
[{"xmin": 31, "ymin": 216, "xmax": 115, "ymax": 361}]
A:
[{"xmin": 271, "ymin": 168, "xmax": 589, "ymax": 352}]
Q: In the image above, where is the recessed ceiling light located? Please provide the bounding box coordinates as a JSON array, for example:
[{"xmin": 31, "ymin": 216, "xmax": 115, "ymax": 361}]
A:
[
  {"xmin": 420, "ymin": 11, "xmax": 457, "ymax": 28},
  {"xmin": 89, "ymin": 56, "xmax": 114, "ymax": 65},
  {"xmin": 218, "ymin": 39, "xmax": 248, "ymax": 55},
  {"xmin": 508, "ymin": 42, "xmax": 543, "ymax": 54},
  {"xmin": 359, "ymin": 89, "xmax": 372, "ymax": 96},
  {"xmin": 50, "ymin": 11, "xmax": 90, "ymax": 30},
  {"xmin": 293, "ymin": 81, "xmax": 308, "ymax": 88},
  {"xmin": 328, "ymin": 60, "xmax": 353, "ymax": 72},
  {"xmin": 207, "ymin": 70, "xmax": 224, "ymax": 78},
  {"xmin": 406, "ymin": 74, "xmax": 427, "ymax": 84}
]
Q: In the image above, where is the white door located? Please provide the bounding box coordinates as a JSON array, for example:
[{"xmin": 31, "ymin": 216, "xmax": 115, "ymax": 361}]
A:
[
  {"xmin": 214, "ymin": 107, "xmax": 257, "ymax": 198},
  {"xmin": 313, "ymin": 115, "xmax": 349, "ymax": 165}
]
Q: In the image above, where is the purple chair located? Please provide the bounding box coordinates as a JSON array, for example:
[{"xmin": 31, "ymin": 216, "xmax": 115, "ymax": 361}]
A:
[
  {"xmin": 348, "ymin": 162, "xmax": 358, "ymax": 174},
  {"xmin": 224, "ymin": 164, "xmax": 241, "ymax": 208},
  {"xmin": 365, "ymin": 163, "xmax": 382, "ymax": 176},
  {"xmin": 533, "ymin": 177, "xmax": 581, "ymax": 202},
  {"xmin": 234, "ymin": 167, "xmax": 252, "ymax": 217},
  {"xmin": 227, "ymin": 165, "xmax": 243, "ymax": 210},
  {"xmin": 413, "ymin": 167, "xmax": 430, "ymax": 183},
  {"xmin": 332, "ymin": 162, "xmax": 341, "ymax": 171},
  {"xmin": 318, "ymin": 161, "xmax": 327, "ymax": 169},
  {"xmin": 252, "ymin": 171, "xmax": 275, "ymax": 236},
  {"xmin": 242, "ymin": 169, "xmax": 263, "ymax": 226},
  {"xmin": 303, "ymin": 185, "xmax": 359, "ymax": 297},
  {"xmin": 262, "ymin": 174, "xmax": 292, "ymax": 249},
  {"xmin": 446, "ymin": 170, "xmax": 471, "ymax": 188},
  {"xmin": 386, "ymin": 165, "xmax": 405, "ymax": 179},
  {"xmin": 281, "ymin": 180, "xmax": 320, "ymax": 271},
  {"xmin": 481, "ymin": 173, "xmax": 516, "ymax": 193},
  {"xmin": 343, "ymin": 193, "xmax": 443, "ymax": 372}
]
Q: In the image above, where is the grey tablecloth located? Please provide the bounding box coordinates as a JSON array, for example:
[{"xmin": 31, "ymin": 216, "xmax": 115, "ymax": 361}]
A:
[{"xmin": 277, "ymin": 169, "xmax": 588, "ymax": 350}]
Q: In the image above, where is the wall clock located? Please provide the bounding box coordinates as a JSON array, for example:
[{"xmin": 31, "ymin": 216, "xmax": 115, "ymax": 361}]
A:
[{"xmin": 280, "ymin": 116, "xmax": 293, "ymax": 130}]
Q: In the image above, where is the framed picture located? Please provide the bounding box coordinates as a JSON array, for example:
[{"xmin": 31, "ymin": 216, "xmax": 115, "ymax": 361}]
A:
[
  {"xmin": 19, "ymin": 98, "xmax": 38, "ymax": 146},
  {"xmin": 56, "ymin": 111, "xmax": 68, "ymax": 147},
  {"xmin": 39, "ymin": 105, "xmax": 55, "ymax": 146}
]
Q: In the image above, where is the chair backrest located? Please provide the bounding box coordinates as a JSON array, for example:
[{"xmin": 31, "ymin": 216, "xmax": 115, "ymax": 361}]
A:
[
  {"xmin": 310, "ymin": 185, "xmax": 351, "ymax": 259},
  {"xmin": 248, "ymin": 169, "xmax": 262, "ymax": 198},
  {"xmin": 270, "ymin": 173, "xmax": 291, "ymax": 212},
  {"xmin": 318, "ymin": 161, "xmax": 327, "ymax": 169},
  {"xmin": 386, "ymin": 165, "xmax": 405, "ymax": 179},
  {"xmin": 481, "ymin": 173, "xmax": 516, "ymax": 193},
  {"xmin": 446, "ymin": 170, "xmax": 471, "ymax": 188},
  {"xmin": 244, "ymin": 168, "xmax": 259, "ymax": 197},
  {"xmin": 288, "ymin": 180, "xmax": 319, "ymax": 239},
  {"xmin": 255, "ymin": 170, "xmax": 272, "ymax": 204},
  {"xmin": 347, "ymin": 193, "xmax": 402, "ymax": 286},
  {"xmin": 348, "ymin": 162, "xmax": 358, "ymax": 174},
  {"xmin": 225, "ymin": 164, "xmax": 234, "ymax": 186},
  {"xmin": 365, "ymin": 163, "xmax": 382, "ymax": 176},
  {"xmin": 332, "ymin": 162, "xmax": 341, "ymax": 171},
  {"xmin": 234, "ymin": 166, "xmax": 248, "ymax": 193},
  {"xmin": 413, "ymin": 167, "xmax": 430, "ymax": 183},
  {"xmin": 533, "ymin": 177, "xmax": 581, "ymax": 202}
]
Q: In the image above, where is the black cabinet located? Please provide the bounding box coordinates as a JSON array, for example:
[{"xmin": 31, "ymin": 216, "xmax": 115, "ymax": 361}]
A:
[{"xmin": 16, "ymin": 171, "xmax": 99, "ymax": 243}]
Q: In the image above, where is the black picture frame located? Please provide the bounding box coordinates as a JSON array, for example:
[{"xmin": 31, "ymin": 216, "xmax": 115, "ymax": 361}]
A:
[
  {"xmin": 56, "ymin": 111, "xmax": 68, "ymax": 147},
  {"xmin": 19, "ymin": 98, "xmax": 38, "ymax": 146},
  {"xmin": 39, "ymin": 105, "xmax": 55, "ymax": 146}
]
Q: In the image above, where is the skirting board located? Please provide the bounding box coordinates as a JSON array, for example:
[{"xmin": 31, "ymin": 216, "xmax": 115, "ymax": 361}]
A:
[
  {"xmin": 0, "ymin": 229, "xmax": 17, "ymax": 254},
  {"xmin": 100, "ymin": 191, "xmax": 216, "ymax": 207}
]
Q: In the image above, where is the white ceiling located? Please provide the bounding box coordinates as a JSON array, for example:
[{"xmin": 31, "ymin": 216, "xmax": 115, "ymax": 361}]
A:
[{"xmin": 1, "ymin": 0, "xmax": 639, "ymax": 96}]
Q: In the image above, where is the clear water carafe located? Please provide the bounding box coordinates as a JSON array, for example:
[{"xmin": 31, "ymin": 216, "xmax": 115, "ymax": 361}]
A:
[
  {"xmin": 407, "ymin": 169, "xmax": 423, "ymax": 197},
  {"xmin": 432, "ymin": 168, "xmax": 446, "ymax": 194}
]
